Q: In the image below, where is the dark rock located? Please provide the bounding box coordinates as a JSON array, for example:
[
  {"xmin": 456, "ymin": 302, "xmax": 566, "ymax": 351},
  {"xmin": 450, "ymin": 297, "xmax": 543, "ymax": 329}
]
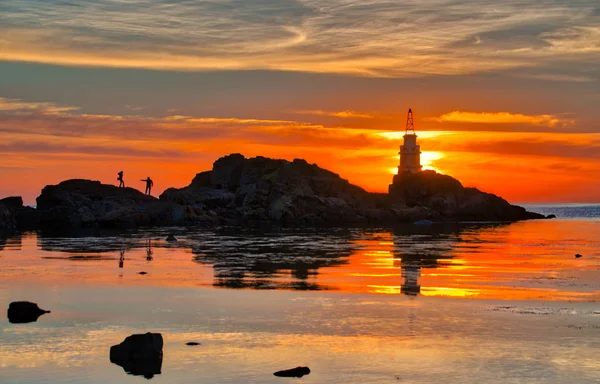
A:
[
  {"xmin": 7, "ymin": 301, "xmax": 51, "ymax": 323},
  {"xmin": 161, "ymin": 155, "xmax": 543, "ymax": 224},
  {"xmin": 30, "ymin": 154, "xmax": 545, "ymax": 229},
  {"xmin": 0, "ymin": 196, "xmax": 22, "ymax": 231},
  {"xmin": 388, "ymin": 171, "xmax": 544, "ymax": 221},
  {"xmin": 110, "ymin": 332, "xmax": 163, "ymax": 379},
  {"xmin": 274, "ymin": 366, "xmax": 311, "ymax": 378},
  {"xmin": 185, "ymin": 342, "xmax": 200, "ymax": 346},
  {"xmin": 547, "ymin": 214, "xmax": 557, "ymax": 219},
  {"xmin": 35, "ymin": 180, "xmax": 189, "ymax": 229},
  {"xmin": 575, "ymin": 254, "xmax": 582, "ymax": 258},
  {"xmin": 138, "ymin": 271, "xmax": 148, "ymax": 275},
  {"xmin": 166, "ymin": 234, "xmax": 177, "ymax": 242}
]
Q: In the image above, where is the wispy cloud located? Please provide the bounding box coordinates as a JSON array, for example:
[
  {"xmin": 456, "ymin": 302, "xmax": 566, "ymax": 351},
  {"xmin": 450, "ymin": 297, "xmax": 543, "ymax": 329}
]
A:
[
  {"xmin": 293, "ymin": 110, "xmax": 374, "ymax": 119},
  {"xmin": 0, "ymin": 1, "xmax": 598, "ymax": 78},
  {"xmin": 429, "ymin": 111, "xmax": 575, "ymax": 128},
  {"xmin": 0, "ymin": 97, "xmax": 79, "ymax": 115}
]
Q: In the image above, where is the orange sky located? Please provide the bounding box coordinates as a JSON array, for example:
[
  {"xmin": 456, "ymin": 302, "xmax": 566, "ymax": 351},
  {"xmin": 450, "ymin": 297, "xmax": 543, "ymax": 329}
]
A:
[
  {"xmin": 0, "ymin": 0, "xmax": 599, "ymax": 204},
  {"xmin": 1, "ymin": 98, "xmax": 598, "ymax": 205}
]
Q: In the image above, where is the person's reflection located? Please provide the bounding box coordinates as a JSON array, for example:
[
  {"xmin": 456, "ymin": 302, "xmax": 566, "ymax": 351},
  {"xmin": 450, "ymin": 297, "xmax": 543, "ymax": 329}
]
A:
[
  {"xmin": 146, "ymin": 239, "xmax": 153, "ymax": 262},
  {"xmin": 119, "ymin": 249, "xmax": 125, "ymax": 268}
]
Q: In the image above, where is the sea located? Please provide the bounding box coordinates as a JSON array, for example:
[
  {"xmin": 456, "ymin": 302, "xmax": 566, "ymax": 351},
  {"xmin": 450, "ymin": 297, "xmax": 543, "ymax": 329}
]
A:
[{"xmin": 1, "ymin": 204, "xmax": 599, "ymax": 383}]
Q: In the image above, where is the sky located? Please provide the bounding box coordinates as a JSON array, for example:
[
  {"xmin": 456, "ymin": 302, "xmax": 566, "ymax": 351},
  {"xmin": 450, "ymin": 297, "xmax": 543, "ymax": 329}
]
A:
[{"xmin": 0, "ymin": 0, "xmax": 599, "ymax": 205}]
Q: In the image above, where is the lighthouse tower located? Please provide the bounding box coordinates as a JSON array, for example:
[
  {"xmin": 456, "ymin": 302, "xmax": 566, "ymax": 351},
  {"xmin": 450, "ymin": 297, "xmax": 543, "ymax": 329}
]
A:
[{"xmin": 398, "ymin": 108, "xmax": 422, "ymax": 173}]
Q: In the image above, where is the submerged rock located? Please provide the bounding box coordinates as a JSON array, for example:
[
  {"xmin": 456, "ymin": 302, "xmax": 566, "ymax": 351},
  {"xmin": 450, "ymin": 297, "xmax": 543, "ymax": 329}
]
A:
[
  {"xmin": 575, "ymin": 254, "xmax": 582, "ymax": 258},
  {"xmin": 109, "ymin": 332, "xmax": 163, "ymax": 379},
  {"xmin": 185, "ymin": 342, "xmax": 200, "ymax": 346},
  {"xmin": 273, "ymin": 366, "xmax": 311, "ymax": 378},
  {"xmin": 138, "ymin": 271, "xmax": 148, "ymax": 275},
  {"xmin": 7, "ymin": 301, "xmax": 51, "ymax": 323}
]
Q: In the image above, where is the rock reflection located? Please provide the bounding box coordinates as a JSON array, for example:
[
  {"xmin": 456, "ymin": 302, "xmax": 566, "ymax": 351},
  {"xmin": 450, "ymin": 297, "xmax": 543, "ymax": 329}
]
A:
[
  {"xmin": 0, "ymin": 233, "xmax": 22, "ymax": 252},
  {"xmin": 191, "ymin": 229, "xmax": 356, "ymax": 290}
]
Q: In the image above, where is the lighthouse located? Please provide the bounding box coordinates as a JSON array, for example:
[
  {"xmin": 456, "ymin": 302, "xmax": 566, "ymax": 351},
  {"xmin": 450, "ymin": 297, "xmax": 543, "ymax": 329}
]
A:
[{"xmin": 398, "ymin": 108, "xmax": 421, "ymax": 173}]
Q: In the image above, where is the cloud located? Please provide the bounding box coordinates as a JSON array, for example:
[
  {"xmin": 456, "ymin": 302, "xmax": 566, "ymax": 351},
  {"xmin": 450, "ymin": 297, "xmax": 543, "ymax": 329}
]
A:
[
  {"xmin": 293, "ymin": 110, "xmax": 374, "ymax": 119},
  {"xmin": 0, "ymin": 97, "xmax": 79, "ymax": 115},
  {"xmin": 1, "ymin": 1, "xmax": 599, "ymax": 78},
  {"xmin": 429, "ymin": 111, "xmax": 575, "ymax": 127}
]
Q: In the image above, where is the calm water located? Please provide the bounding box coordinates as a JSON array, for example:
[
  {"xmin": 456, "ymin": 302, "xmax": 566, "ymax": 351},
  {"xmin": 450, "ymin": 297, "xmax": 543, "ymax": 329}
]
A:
[{"xmin": 1, "ymin": 214, "xmax": 600, "ymax": 383}]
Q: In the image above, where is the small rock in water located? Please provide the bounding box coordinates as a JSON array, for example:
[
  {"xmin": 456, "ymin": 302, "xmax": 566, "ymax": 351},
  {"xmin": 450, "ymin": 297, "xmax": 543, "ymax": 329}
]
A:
[
  {"xmin": 273, "ymin": 366, "xmax": 311, "ymax": 378},
  {"xmin": 138, "ymin": 271, "xmax": 148, "ymax": 275},
  {"xmin": 110, "ymin": 332, "xmax": 163, "ymax": 379},
  {"xmin": 7, "ymin": 301, "xmax": 51, "ymax": 324},
  {"xmin": 575, "ymin": 254, "xmax": 582, "ymax": 258},
  {"xmin": 185, "ymin": 342, "xmax": 201, "ymax": 346},
  {"xmin": 546, "ymin": 214, "xmax": 557, "ymax": 219},
  {"xmin": 166, "ymin": 234, "xmax": 177, "ymax": 242}
]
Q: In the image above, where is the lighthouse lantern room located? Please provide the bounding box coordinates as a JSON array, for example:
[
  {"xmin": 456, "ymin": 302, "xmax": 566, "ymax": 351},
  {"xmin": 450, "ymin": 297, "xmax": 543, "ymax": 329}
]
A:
[{"xmin": 398, "ymin": 108, "xmax": 422, "ymax": 173}]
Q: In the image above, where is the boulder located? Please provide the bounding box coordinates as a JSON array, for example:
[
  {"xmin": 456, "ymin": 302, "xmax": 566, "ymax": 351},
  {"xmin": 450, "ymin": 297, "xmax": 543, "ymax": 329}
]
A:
[
  {"xmin": 0, "ymin": 196, "xmax": 24, "ymax": 231},
  {"xmin": 109, "ymin": 332, "xmax": 163, "ymax": 379},
  {"xmin": 274, "ymin": 366, "xmax": 311, "ymax": 378},
  {"xmin": 35, "ymin": 180, "xmax": 185, "ymax": 228},
  {"xmin": 389, "ymin": 170, "xmax": 544, "ymax": 221},
  {"xmin": 7, "ymin": 301, "xmax": 51, "ymax": 323}
]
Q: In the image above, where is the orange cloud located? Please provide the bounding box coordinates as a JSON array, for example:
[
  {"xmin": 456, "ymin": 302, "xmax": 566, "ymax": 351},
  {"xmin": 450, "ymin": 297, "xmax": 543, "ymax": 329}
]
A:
[
  {"xmin": 1, "ymin": 97, "xmax": 599, "ymax": 205},
  {"xmin": 293, "ymin": 110, "xmax": 374, "ymax": 119},
  {"xmin": 429, "ymin": 111, "xmax": 574, "ymax": 127}
]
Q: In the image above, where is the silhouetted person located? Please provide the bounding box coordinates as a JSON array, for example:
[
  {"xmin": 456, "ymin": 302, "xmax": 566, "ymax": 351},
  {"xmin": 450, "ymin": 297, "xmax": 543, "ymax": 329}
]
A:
[
  {"xmin": 141, "ymin": 177, "xmax": 153, "ymax": 195},
  {"xmin": 119, "ymin": 249, "xmax": 125, "ymax": 268},
  {"xmin": 117, "ymin": 171, "xmax": 125, "ymax": 188}
]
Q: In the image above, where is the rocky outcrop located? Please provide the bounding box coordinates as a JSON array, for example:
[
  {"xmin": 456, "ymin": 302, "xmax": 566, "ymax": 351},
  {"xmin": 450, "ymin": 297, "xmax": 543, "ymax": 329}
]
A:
[
  {"xmin": 7, "ymin": 301, "xmax": 51, "ymax": 323},
  {"xmin": 6, "ymin": 154, "xmax": 544, "ymax": 229},
  {"xmin": 388, "ymin": 171, "xmax": 544, "ymax": 221},
  {"xmin": 161, "ymin": 154, "xmax": 396, "ymax": 225},
  {"xmin": 35, "ymin": 180, "xmax": 193, "ymax": 228},
  {"xmin": 0, "ymin": 196, "xmax": 40, "ymax": 231},
  {"xmin": 161, "ymin": 154, "xmax": 542, "ymax": 224},
  {"xmin": 110, "ymin": 333, "xmax": 163, "ymax": 379}
]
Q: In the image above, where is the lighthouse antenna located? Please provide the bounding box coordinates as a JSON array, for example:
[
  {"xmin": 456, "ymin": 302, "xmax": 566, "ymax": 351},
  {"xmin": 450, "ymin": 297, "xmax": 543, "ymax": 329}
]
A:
[{"xmin": 405, "ymin": 108, "xmax": 415, "ymax": 134}]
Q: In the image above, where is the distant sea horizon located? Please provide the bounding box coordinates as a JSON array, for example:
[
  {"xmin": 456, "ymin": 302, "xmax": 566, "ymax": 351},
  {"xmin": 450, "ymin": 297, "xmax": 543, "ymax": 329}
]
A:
[{"xmin": 520, "ymin": 203, "xmax": 600, "ymax": 219}]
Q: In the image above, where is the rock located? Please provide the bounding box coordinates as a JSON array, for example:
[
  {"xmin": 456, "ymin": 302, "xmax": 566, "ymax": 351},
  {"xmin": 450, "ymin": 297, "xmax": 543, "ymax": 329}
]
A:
[
  {"xmin": 0, "ymin": 196, "xmax": 24, "ymax": 231},
  {"xmin": 7, "ymin": 301, "xmax": 51, "ymax": 323},
  {"xmin": 273, "ymin": 366, "xmax": 311, "ymax": 378},
  {"xmin": 138, "ymin": 271, "xmax": 148, "ymax": 275},
  {"xmin": 166, "ymin": 234, "xmax": 177, "ymax": 242},
  {"xmin": 35, "ymin": 180, "xmax": 184, "ymax": 229},
  {"xmin": 185, "ymin": 342, "xmax": 200, "ymax": 346},
  {"xmin": 547, "ymin": 214, "xmax": 557, "ymax": 219},
  {"xmin": 388, "ymin": 171, "xmax": 544, "ymax": 221},
  {"xmin": 575, "ymin": 254, "xmax": 582, "ymax": 258},
  {"xmin": 109, "ymin": 332, "xmax": 163, "ymax": 379},
  {"xmin": 26, "ymin": 154, "xmax": 545, "ymax": 229}
]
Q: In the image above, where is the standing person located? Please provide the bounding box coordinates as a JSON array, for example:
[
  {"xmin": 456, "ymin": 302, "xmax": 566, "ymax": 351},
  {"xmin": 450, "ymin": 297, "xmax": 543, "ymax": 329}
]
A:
[
  {"xmin": 141, "ymin": 177, "xmax": 153, "ymax": 195},
  {"xmin": 117, "ymin": 171, "xmax": 125, "ymax": 188}
]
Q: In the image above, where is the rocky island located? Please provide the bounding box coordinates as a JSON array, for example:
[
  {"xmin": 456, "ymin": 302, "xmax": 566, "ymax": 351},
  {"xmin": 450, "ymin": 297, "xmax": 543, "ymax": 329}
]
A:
[{"xmin": 0, "ymin": 153, "xmax": 544, "ymax": 231}]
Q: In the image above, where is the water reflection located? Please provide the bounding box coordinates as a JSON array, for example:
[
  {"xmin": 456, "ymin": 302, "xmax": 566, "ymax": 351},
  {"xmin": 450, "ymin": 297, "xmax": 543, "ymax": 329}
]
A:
[
  {"xmin": 190, "ymin": 229, "xmax": 356, "ymax": 290},
  {"xmin": 1, "ymin": 220, "xmax": 599, "ymax": 300}
]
